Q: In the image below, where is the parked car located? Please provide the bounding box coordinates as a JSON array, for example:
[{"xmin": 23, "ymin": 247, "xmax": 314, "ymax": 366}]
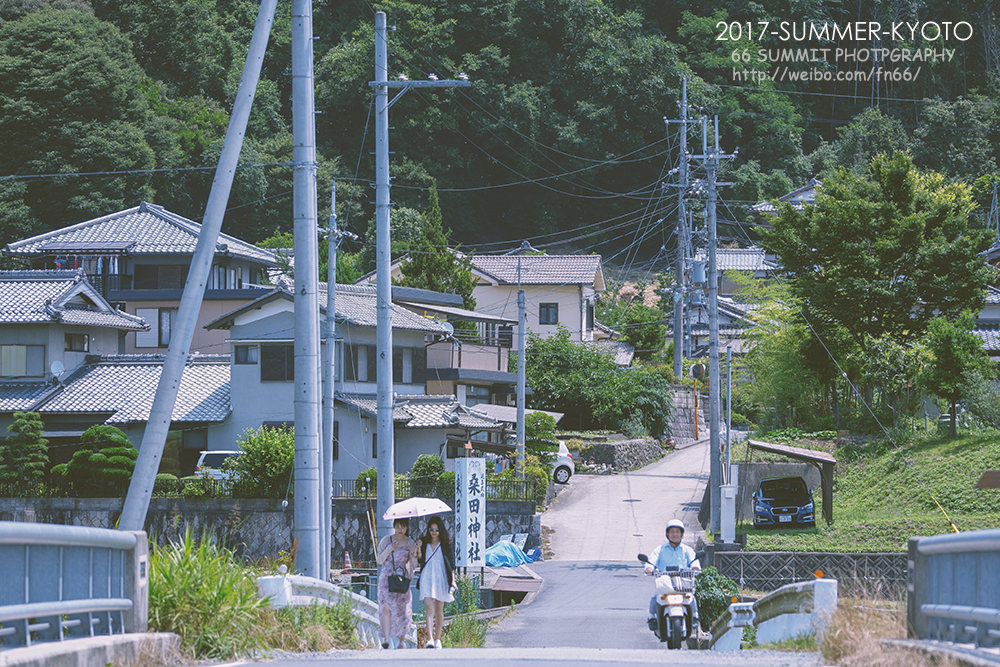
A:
[
  {"xmin": 553, "ymin": 441, "xmax": 575, "ymax": 484},
  {"xmin": 752, "ymin": 476, "xmax": 815, "ymax": 528},
  {"xmin": 194, "ymin": 450, "xmax": 241, "ymax": 480}
]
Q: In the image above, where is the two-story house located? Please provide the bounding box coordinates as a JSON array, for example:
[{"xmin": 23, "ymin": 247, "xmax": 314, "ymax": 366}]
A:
[
  {"xmin": 204, "ymin": 283, "xmax": 508, "ymax": 478},
  {"xmin": 5, "ymin": 202, "xmax": 278, "ymax": 355},
  {"xmin": 358, "ymin": 249, "xmax": 607, "ymax": 343},
  {"xmin": 0, "ymin": 270, "xmax": 228, "ymax": 468}
]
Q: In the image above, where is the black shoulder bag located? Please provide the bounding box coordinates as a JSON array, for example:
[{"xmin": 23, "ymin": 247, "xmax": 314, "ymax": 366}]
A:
[{"xmin": 387, "ymin": 550, "xmax": 410, "ymax": 593}]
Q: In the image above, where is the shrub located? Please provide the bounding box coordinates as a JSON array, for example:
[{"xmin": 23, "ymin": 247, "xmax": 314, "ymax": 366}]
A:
[
  {"xmin": 153, "ymin": 473, "xmax": 182, "ymax": 496},
  {"xmin": 260, "ymin": 599, "xmax": 359, "ymax": 651},
  {"xmin": 148, "ymin": 528, "xmax": 266, "ymax": 658},
  {"xmin": 436, "ymin": 471, "xmax": 456, "ymax": 498},
  {"xmin": 0, "ymin": 411, "xmax": 48, "ymax": 488},
  {"xmin": 227, "ymin": 426, "xmax": 294, "ymax": 500},
  {"xmin": 442, "ymin": 576, "xmax": 487, "ymax": 647},
  {"xmin": 695, "ymin": 567, "xmax": 739, "ymax": 630},
  {"xmin": 55, "ymin": 425, "xmax": 136, "ymax": 496},
  {"xmin": 356, "ymin": 467, "xmax": 376, "ymax": 496},
  {"xmin": 410, "ymin": 454, "xmax": 444, "ymax": 496}
]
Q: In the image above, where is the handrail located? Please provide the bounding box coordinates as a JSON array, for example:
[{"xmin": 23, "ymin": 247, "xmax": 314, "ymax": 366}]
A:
[
  {"xmin": 0, "ymin": 599, "xmax": 133, "ymax": 623},
  {"xmin": 0, "ymin": 521, "xmax": 136, "ymax": 549},
  {"xmin": 916, "ymin": 528, "xmax": 1000, "ymax": 555}
]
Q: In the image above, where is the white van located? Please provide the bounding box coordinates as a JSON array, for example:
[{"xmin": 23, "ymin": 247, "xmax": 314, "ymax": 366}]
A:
[{"xmin": 194, "ymin": 450, "xmax": 241, "ymax": 480}]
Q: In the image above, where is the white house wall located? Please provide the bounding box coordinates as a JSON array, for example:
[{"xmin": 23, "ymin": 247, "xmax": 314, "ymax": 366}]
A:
[{"xmin": 473, "ymin": 283, "xmax": 597, "ymax": 342}]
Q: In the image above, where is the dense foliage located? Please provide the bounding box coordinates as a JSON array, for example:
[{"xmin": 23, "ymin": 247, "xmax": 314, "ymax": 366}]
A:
[
  {"xmin": 226, "ymin": 425, "xmax": 295, "ymax": 500},
  {"xmin": 0, "ymin": 411, "xmax": 48, "ymax": 488},
  {"xmin": 53, "ymin": 424, "xmax": 137, "ymax": 495}
]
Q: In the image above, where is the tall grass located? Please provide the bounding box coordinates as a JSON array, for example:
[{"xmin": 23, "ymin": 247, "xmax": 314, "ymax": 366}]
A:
[
  {"xmin": 148, "ymin": 529, "xmax": 266, "ymax": 659},
  {"xmin": 148, "ymin": 529, "xmax": 360, "ymax": 658},
  {"xmin": 442, "ymin": 576, "xmax": 488, "ymax": 648}
]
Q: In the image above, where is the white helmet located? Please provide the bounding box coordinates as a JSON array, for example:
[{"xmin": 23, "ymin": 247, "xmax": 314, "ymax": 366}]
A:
[{"xmin": 665, "ymin": 519, "xmax": 685, "ymax": 537}]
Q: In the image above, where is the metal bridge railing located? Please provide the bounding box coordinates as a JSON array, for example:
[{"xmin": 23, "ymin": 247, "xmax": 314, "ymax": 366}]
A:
[
  {"xmin": 0, "ymin": 521, "xmax": 147, "ymax": 649},
  {"xmin": 908, "ymin": 529, "xmax": 1000, "ymax": 652}
]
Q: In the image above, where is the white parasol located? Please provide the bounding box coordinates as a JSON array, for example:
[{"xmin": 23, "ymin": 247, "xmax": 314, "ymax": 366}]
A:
[{"xmin": 382, "ymin": 497, "xmax": 453, "ymax": 520}]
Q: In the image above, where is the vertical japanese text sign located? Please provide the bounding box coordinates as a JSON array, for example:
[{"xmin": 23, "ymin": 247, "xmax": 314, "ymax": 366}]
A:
[{"xmin": 454, "ymin": 457, "xmax": 486, "ymax": 567}]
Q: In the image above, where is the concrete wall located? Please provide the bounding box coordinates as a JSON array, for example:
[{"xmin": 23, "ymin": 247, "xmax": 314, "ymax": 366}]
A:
[
  {"xmin": 734, "ymin": 462, "xmax": 822, "ymax": 522},
  {"xmin": 0, "ymin": 323, "xmax": 122, "ymax": 381}
]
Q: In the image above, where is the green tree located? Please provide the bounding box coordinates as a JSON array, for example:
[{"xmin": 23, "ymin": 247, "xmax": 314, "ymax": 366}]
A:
[
  {"xmin": 0, "ymin": 411, "xmax": 48, "ymax": 488},
  {"xmin": 524, "ymin": 411, "xmax": 558, "ymax": 466},
  {"xmin": 409, "ymin": 453, "xmax": 445, "ymax": 496},
  {"xmin": 831, "ymin": 108, "xmax": 910, "ymax": 174},
  {"xmin": 395, "ymin": 182, "xmax": 477, "ymax": 310},
  {"xmin": 227, "ymin": 425, "xmax": 294, "ymax": 500},
  {"xmin": 621, "ymin": 303, "xmax": 666, "ymax": 360},
  {"xmin": 918, "ymin": 313, "xmax": 995, "ymax": 437},
  {"xmin": 763, "ymin": 152, "xmax": 994, "ymax": 356},
  {"xmin": 56, "ymin": 425, "xmax": 137, "ymax": 495}
]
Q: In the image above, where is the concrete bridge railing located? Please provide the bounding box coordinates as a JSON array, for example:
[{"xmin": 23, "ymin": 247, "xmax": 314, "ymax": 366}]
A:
[{"xmin": 709, "ymin": 578, "xmax": 838, "ymax": 650}]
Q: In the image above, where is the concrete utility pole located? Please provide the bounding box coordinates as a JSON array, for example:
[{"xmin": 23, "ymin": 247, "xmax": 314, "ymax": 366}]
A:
[
  {"xmin": 370, "ymin": 12, "xmax": 470, "ymax": 536},
  {"xmin": 516, "ymin": 256, "xmax": 526, "ymax": 479},
  {"xmin": 671, "ymin": 78, "xmax": 690, "ymax": 379},
  {"xmin": 291, "ymin": 0, "xmax": 322, "ymax": 578},
  {"xmin": 321, "ymin": 182, "xmax": 336, "ymax": 578},
  {"xmin": 119, "ymin": 0, "xmax": 278, "ymax": 531}
]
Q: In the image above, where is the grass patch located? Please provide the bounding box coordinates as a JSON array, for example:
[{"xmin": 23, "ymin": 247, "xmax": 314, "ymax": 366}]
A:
[
  {"xmin": 149, "ymin": 529, "xmax": 359, "ymax": 658},
  {"xmin": 738, "ymin": 429, "xmax": 1000, "ymax": 552},
  {"xmin": 760, "ymin": 632, "xmax": 818, "ymax": 652},
  {"xmin": 442, "ymin": 576, "xmax": 489, "ymax": 648}
]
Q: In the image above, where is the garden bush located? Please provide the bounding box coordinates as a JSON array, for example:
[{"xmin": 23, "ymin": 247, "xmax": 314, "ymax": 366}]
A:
[
  {"xmin": 0, "ymin": 411, "xmax": 48, "ymax": 490},
  {"xmin": 695, "ymin": 567, "xmax": 739, "ymax": 630},
  {"xmin": 227, "ymin": 426, "xmax": 294, "ymax": 500},
  {"xmin": 52, "ymin": 425, "xmax": 136, "ymax": 496},
  {"xmin": 410, "ymin": 454, "xmax": 444, "ymax": 496}
]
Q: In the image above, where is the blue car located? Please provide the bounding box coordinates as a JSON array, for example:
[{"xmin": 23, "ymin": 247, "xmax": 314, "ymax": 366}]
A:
[{"xmin": 753, "ymin": 477, "xmax": 815, "ymax": 528}]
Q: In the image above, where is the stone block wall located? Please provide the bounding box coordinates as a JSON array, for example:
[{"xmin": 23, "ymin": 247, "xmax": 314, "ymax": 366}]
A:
[
  {"xmin": 0, "ymin": 497, "xmax": 537, "ymax": 566},
  {"xmin": 579, "ymin": 438, "xmax": 664, "ymax": 472},
  {"xmin": 671, "ymin": 384, "xmax": 707, "ymax": 444}
]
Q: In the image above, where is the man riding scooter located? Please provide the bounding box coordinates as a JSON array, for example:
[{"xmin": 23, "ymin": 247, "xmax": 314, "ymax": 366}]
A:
[{"xmin": 645, "ymin": 519, "xmax": 701, "ymax": 633}]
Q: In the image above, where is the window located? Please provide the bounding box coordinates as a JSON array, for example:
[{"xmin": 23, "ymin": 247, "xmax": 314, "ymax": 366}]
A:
[
  {"xmin": 345, "ymin": 344, "xmax": 377, "ymax": 382},
  {"xmin": 65, "ymin": 333, "xmax": 89, "ymax": 352},
  {"xmin": 261, "ymin": 344, "xmax": 294, "ymax": 381},
  {"xmin": 372, "ymin": 433, "xmax": 377, "ymax": 459},
  {"xmin": 587, "ymin": 302, "xmax": 595, "ymax": 330},
  {"xmin": 392, "ymin": 347, "xmax": 427, "ymax": 384},
  {"xmin": 235, "ymin": 345, "xmax": 259, "ymax": 364},
  {"xmin": 465, "ymin": 385, "xmax": 491, "ymax": 407},
  {"xmin": 0, "ymin": 345, "xmax": 44, "ymax": 377},
  {"xmin": 134, "ymin": 265, "xmax": 186, "ymax": 290},
  {"xmin": 333, "ymin": 421, "xmax": 339, "ymax": 460},
  {"xmin": 539, "ymin": 303, "xmax": 558, "ymax": 325},
  {"xmin": 135, "ymin": 308, "xmax": 176, "ymax": 348}
]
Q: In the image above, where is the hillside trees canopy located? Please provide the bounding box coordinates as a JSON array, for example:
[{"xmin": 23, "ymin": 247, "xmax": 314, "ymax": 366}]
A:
[{"xmin": 762, "ymin": 152, "xmax": 994, "ymax": 354}]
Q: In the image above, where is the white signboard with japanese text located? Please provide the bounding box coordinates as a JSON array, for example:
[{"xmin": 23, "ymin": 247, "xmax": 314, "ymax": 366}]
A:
[{"xmin": 454, "ymin": 457, "xmax": 486, "ymax": 567}]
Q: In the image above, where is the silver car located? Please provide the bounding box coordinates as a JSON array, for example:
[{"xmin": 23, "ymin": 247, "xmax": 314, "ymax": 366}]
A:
[{"xmin": 552, "ymin": 440, "xmax": 575, "ymax": 484}]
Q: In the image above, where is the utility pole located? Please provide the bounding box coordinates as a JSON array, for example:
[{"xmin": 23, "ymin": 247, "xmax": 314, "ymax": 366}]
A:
[
  {"xmin": 291, "ymin": 0, "xmax": 322, "ymax": 578},
  {"xmin": 671, "ymin": 78, "xmax": 690, "ymax": 379},
  {"xmin": 370, "ymin": 12, "xmax": 470, "ymax": 537},
  {"xmin": 119, "ymin": 0, "xmax": 277, "ymax": 532},
  {"xmin": 696, "ymin": 116, "xmax": 736, "ymax": 536},
  {"xmin": 516, "ymin": 256, "xmax": 526, "ymax": 479}
]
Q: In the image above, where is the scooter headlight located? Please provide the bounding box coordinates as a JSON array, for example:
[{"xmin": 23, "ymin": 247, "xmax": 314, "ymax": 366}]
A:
[{"xmin": 666, "ymin": 594, "xmax": 684, "ymax": 605}]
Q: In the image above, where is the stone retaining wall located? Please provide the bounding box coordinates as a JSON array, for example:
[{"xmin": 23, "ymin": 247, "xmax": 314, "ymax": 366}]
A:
[
  {"xmin": 0, "ymin": 497, "xmax": 538, "ymax": 566},
  {"xmin": 579, "ymin": 438, "xmax": 664, "ymax": 472}
]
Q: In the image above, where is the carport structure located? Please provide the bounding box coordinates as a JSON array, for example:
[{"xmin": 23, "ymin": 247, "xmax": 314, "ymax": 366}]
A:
[{"xmin": 748, "ymin": 440, "xmax": 837, "ymax": 525}]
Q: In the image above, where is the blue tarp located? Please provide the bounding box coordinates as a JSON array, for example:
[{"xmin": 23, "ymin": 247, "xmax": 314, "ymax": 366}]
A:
[{"xmin": 485, "ymin": 540, "xmax": 531, "ymax": 567}]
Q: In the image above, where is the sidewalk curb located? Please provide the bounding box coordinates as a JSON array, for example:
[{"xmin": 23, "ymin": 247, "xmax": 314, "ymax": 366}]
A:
[{"xmin": 0, "ymin": 633, "xmax": 181, "ymax": 667}]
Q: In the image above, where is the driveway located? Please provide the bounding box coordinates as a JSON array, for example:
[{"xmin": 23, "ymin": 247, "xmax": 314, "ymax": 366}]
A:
[{"xmin": 543, "ymin": 439, "xmax": 711, "ymax": 562}]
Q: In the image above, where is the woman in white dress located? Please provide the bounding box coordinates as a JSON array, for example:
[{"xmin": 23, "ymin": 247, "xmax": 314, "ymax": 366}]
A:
[{"xmin": 414, "ymin": 516, "xmax": 456, "ymax": 649}]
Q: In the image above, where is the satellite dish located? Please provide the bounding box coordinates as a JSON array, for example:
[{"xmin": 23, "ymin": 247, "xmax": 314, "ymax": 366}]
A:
[
  {"xmin": 50, "ymin": 360, "xmax": 65, "ymax": 379},
  {"xmin": 442, "ymin": 321, "xmax": 455, "ymax": 336}
]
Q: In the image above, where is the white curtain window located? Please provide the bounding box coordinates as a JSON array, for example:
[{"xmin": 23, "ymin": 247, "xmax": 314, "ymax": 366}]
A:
[{"xmin": 136, "ymin": 308, "xmax": 159, "ymax": 347}]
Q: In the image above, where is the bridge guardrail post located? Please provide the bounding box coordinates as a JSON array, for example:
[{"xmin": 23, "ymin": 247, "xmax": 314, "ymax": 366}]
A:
[{"xmin": 123, "ymin": 531, "xmax": 148, "ymax": 633}]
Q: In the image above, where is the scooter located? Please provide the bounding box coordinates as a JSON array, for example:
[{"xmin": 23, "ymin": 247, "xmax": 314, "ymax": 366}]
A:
[{"xmin": 637, "ymin": 553, "xmax": 697, "ymax": 649}]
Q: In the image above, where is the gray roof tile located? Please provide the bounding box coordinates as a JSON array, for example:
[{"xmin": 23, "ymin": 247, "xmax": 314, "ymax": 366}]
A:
[
  {"xmin": 0, "ymin": 270, "xmax": 147, "ymax": 330},
  {"xmin": 7, "ymin": 203, "xmax": 277, "ymax": 266},
  {"xmin": 471, "ymin": 254, "xmax": 603, "ymax": 286},
  {"xmin": 0, "ymin": 383, "xmax": 56, "ymax": 412},
  {"xmin": 337, "ymin": 393, "xmax": 503, "ymax": 430},
  {"xmin": 38, "ymin": 355, "xmax": 230, "ymax": 423},
  {"xmin": 974, "ymin": 327, "xmax": 1000, "ymax": 353},
  {"xmin": 693, "ymin": 247, "xmax": 772, "ymax": 273}
]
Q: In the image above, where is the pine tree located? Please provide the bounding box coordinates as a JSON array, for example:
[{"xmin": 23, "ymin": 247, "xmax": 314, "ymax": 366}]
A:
[
  {"xmin": 0, "ymin": 411, "xmax": 49, "ymax": 487},
  {"xmin": 396, "ymin": 182, "xmax": 477, "ymax": 310}
]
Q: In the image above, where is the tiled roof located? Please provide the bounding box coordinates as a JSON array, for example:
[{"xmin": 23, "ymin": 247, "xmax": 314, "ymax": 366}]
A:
[
  {"xmin": 595, "ymin": 340, "xmax": 635, "ymax": 366},
  {"xmin": 693, "ymin": 247, "xmax": 772, "ymax": 273},
  {"xmin": 209, "ymin": 284, "xmax": 451, "ymax": 335},
  {"xmin": 7, "ymin": 202, "xmax": 278, "ymax": 266},
  {"xmin": 987, "ymin": 286, "xmax": 1000, "ymax": 305},
  {"xmin": 751, "ymin": 179, "xmax": 821, "ymax": 214},
  {"xmin": 0, "ymin": 270, "xmax": 147, "ymax": 330},
  {"xmin": 0, "ymin": 383, "xmax": 57, "ymax": 412},
  {"xmin": 471, "ymin": 254, "xmax": 603, "ymax": 287},
  {"xmin": 337, "ymin": 393, "xmax": 503, "ymax": 430},
  {"xmin": 36, "ymin": 355, "xmax": 230, "ymax": 423},
  {"xmin": 974, "ymin": 326, "xmax": 1000, "ymax": 353}
]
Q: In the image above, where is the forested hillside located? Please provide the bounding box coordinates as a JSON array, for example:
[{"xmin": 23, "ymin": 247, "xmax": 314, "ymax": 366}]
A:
[{"xmin": 1, "ymin": 0, "xmax": 998, "ymax": 269}]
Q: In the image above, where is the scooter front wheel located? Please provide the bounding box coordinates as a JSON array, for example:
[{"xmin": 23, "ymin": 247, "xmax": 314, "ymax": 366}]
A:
[{"xmin": 668, "ymin": 616, "xmax": 684, "ymax": 649}]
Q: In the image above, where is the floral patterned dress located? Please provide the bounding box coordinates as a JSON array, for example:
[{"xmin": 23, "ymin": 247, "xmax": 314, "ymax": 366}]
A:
[{"xmin": 377, "ymin": 537, "xmax": 414, "ymax": 639}]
